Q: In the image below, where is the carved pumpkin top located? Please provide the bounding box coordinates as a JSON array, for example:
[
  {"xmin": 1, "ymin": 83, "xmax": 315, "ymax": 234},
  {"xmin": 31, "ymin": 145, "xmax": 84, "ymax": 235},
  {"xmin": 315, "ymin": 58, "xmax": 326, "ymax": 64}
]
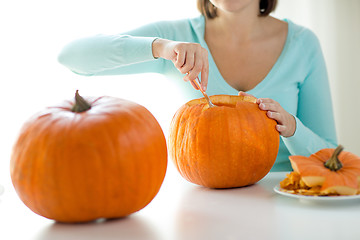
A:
[{"xmin": 289, "ymin": 147, "xmax": 360, "ymax": 195}]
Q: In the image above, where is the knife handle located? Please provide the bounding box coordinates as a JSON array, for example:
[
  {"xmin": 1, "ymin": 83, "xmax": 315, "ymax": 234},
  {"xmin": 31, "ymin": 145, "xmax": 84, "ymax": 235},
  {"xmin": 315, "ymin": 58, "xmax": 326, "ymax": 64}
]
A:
[{"xmin": 191, "ymin": 77, "xmax": 204, "ymax": 93}]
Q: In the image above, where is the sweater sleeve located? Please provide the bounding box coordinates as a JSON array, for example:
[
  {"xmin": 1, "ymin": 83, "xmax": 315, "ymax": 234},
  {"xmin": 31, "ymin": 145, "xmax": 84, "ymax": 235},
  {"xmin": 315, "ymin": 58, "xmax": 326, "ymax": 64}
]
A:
[
  {"xmin": 57, "ymin": 23, "xmax": 167, "ymax": 76},
  {"xmin": 282, "ymin": 30, "xmax": 338, "ymax": 156}
]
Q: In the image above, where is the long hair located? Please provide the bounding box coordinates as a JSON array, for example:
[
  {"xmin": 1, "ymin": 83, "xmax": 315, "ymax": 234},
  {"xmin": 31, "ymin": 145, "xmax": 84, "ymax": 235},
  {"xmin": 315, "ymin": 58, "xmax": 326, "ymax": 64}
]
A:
[{"xmin": 197, "ymin": 0, "xmax": 278, "ymax": 19}]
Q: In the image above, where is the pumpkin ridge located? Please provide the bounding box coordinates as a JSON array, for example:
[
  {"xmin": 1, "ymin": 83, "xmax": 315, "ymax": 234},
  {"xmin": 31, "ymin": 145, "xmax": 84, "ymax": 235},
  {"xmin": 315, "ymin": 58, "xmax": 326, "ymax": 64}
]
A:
[
  {"xmin": 228, "ymin": 106, "xmax": 243, "ymax": 186},
  {"xmin": 180, "ymin": 105, "xmax": 201, "ymax": 183},
  {"xmin": 180, "ymin": 106, "xmax": 193, "ymax": 182},
  {"xmin": 194, "ymin": 107, "xmax": 212, "ymax": 186},
  {"xmin": 174, "ymin": 106, "xmax": 191, "ymax": 181},
  {"xmin": 51, "ymin": 116, "xmax": 78, "ymax": 220},
  {"xmin": 238, "ymin": 103, "xmax": 259, "ymax": 185},
  {"xmin": 121, "ymin": 109, "xmax": 156, "ymax": 215},
  {"xmin": 191, "ymin": 105, "xmax": 211, "ymax": 186},
  {"xmin": 321, "ymin": 170, "xmax": 358, "ymax": 193},
  {"xmin": 99, "ymin": 116, "xmax": 124, "ymax": 216},
  {"xmin": 30, "ymin": 117, "xmax": 59, "ymax": 218},
  {"xmin": 169, "ymin": 109, "xmax": 182, "ymax": 175}
]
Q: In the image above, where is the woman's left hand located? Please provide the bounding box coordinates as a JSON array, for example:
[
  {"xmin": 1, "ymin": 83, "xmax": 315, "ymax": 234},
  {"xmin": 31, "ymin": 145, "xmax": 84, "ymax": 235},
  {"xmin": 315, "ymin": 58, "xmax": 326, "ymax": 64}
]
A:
[
  {"xmin": 238, "ymin": 91, "xmax": 296, "ymax": 137},
  {"xmin": 257, "ymin": 98, "xmax": 296, "ymax": 137}
]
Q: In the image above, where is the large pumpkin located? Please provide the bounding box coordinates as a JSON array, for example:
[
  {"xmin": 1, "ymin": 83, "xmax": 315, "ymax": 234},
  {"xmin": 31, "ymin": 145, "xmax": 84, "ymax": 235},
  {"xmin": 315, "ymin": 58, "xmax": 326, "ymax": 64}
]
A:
[
  {"xmin": 10, "ymin": 91, "xmax": 167, "ymax": 223},
  {"xmin": 169, "ymin": 95, "xmax": 279, "ymax": 188}
]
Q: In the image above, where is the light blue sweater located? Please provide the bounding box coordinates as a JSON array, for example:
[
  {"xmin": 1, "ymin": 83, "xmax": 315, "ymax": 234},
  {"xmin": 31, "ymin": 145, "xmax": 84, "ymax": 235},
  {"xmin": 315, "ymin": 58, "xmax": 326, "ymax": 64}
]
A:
[{"xmin": 58, "ymin": 16, "xmax": 337, "ymax": 171}]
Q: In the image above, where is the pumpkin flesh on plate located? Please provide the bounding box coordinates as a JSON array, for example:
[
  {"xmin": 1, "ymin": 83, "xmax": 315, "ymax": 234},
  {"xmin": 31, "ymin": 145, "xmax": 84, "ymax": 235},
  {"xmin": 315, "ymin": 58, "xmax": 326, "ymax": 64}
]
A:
[{"xmin": 288, "ymin": 146, "xmax": 360, "ymax": 196}]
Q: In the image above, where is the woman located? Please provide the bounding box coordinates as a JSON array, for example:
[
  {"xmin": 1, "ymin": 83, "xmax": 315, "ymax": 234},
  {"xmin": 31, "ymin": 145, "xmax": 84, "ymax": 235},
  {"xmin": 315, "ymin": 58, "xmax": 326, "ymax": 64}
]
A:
[{"xmin": 58, "ymin": 0, "xmax": 337, "ymax": 171}]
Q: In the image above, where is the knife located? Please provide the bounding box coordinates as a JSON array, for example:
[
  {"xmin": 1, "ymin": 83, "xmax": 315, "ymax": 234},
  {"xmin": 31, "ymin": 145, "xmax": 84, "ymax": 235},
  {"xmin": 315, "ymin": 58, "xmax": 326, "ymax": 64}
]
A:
[{"xmin": 191, "ymin": 77, "xmax": 215, "ymax": 108}]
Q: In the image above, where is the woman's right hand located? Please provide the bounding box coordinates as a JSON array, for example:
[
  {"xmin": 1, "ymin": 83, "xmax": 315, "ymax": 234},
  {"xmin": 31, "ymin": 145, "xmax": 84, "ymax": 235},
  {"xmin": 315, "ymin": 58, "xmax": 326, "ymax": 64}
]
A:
[{"xmin": 152, "ymin": 38, "xmax": 209, "ymax": 91}]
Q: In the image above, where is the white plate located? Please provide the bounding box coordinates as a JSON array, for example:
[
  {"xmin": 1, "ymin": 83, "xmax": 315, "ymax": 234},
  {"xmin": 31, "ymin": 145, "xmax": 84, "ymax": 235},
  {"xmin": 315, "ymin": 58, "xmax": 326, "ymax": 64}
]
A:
[{"xmin": 273, "ymin": 185, "xmax": 360, "ymax": 202}]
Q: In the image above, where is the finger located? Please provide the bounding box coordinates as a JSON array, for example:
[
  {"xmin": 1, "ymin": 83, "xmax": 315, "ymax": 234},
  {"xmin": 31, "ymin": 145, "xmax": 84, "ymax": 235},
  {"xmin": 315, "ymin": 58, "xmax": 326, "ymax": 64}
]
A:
[
  {"xmin": 174, "ymin": 49, "xmax": 186, "ymax": 69},
  {"xmin": 184, "ymin": 75, "xmax": 200, "ymax": 90},
  {"xmin": 257, "ymin": 98, "xmax": 276, "ymax": 104},
  {"xmin": 199, "ymin": 50, "xmax": 209, "ymax": 91},
  {"xmin": 200, "ymin": 64, "xmax": 209, "ymax": 91},
  {"xmin": 238, "ymin": 91, "xmax": 254, "ymax": 97},
  {"xmin": 179, "ymin": 52, "xmax": 195, "ymax": 74},
  {"xmin": 259, "ymin": 102, "xmax": 279, "ymax": 112},
  {"xmin": 276, "ymin": 124, "xmax": 286, "ymax": 133},
  {"xmin": 276, "ymin": 124, "xmax": 293, "ymax": 137},
  {"xmin": 187, "ymin": 54, "xmax": 202, "ymax": 82},
  {"xmin": 266, "ymin": 111, "xmax": 284, "ymax": 124}
]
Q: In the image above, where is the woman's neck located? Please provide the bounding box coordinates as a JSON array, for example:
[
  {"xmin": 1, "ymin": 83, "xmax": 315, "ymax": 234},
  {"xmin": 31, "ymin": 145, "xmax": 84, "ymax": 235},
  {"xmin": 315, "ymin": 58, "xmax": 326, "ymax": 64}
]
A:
[{"xmin": 205, "ymin": 3, "xmax": 266, "ymax": 43}]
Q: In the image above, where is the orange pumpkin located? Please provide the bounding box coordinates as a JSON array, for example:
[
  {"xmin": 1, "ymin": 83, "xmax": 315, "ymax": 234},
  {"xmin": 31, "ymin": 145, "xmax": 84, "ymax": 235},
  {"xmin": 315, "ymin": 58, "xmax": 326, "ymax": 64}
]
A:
[
  {"xmin": 10, "ymin": 91, "xmax": 167, "ymax": 223},
  {"xmin": 169, "ymin": 95, "xmax": 280, "ymax": 188},
  {"xmin": 289, "ymin": 145, "xmax": 360, "ymax": 195}
]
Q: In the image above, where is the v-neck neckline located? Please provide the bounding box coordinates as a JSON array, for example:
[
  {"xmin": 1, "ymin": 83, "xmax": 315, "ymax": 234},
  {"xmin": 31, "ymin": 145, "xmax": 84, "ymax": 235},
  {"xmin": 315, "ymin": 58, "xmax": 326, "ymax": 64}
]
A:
[{"xmin": 190, "ymin": 16, "xmax": 292, "ymax": 95}]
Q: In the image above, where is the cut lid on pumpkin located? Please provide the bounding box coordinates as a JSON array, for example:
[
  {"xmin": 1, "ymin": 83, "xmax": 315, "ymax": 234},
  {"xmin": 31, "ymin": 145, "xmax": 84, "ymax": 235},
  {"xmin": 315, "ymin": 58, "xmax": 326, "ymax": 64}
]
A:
[{"xmin": 186, "ymin": 95, "xmax": 257, "ymax": 108}]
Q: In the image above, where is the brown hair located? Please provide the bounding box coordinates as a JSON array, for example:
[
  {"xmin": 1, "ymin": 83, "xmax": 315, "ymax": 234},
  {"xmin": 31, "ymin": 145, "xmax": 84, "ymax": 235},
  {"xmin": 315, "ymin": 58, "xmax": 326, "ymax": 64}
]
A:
[{"xmin": 197, "ymin": 0, "xmax": 278, "ymax": 19}]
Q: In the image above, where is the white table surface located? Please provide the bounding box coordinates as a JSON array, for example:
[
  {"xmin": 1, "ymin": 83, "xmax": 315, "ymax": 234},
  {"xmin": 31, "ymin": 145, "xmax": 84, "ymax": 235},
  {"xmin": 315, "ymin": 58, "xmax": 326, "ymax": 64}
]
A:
[{"xmin": 1, "ymin": 165, "xmax": 360, "ymax": 240}]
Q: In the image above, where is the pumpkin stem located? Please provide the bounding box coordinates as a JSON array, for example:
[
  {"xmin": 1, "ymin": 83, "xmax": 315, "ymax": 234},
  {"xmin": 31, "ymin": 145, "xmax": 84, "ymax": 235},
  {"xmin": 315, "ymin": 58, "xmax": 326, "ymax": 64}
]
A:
[
  {"xmin": 71, "ymin": 90, "xmax": 92, "ymax": 113},
  {"xmin": 324, "ymin": 145, "xmax": 344, "ymax": 171}
]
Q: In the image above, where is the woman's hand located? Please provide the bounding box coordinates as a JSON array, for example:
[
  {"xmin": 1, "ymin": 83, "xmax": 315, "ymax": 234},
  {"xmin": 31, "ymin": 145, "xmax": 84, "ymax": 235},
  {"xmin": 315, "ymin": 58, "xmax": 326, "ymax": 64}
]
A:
[
  {"xmin": 238, "ymin": 92, "xmax": 296, "ymax": 137},
  {"xmin": 257, "ymin": 98, "xmax": 296, "ymax": 137},
  {"xmin": 152, "ymin": 38, "xmax": 209, "ymax": 90}
]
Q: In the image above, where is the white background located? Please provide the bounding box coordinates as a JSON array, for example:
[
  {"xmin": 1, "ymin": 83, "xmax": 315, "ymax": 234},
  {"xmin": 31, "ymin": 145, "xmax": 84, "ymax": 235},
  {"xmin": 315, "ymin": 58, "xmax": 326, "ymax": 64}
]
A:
[{"xmin": 1, "ymin": 0, "xmax": 359, "ymax": 193}]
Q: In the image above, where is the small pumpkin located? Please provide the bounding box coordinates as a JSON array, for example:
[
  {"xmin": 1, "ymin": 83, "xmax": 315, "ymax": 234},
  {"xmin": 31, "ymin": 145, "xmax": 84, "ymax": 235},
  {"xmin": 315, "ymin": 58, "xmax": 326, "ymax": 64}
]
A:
[
  {"xmin": 10, "ymin": 91, "xmax": 167, "ymax": 223},
  {"xmin": 169, "ymin": 95, "xmax": 280, "ymax": 188},
  {"xmin": 289, "ymin": 145, "xmax": 360, "ymax": 195}
]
